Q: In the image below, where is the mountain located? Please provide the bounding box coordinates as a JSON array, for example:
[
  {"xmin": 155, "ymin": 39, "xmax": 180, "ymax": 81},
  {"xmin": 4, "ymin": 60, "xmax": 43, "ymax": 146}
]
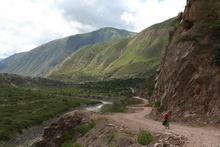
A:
[
  {"xmin": 47, "ymin": 17, "xmax": 177, "ymax": 83},
  {"xmin": 0, "ymin": 28, "xmax": 136, "ymax": 77},
  {"xmin": 153, "ymin": 0, "xmax": 220, "ymax": 125},
  {"xmin": 0, "ymin": 73, "xmax": 63, "ymax": 87}
]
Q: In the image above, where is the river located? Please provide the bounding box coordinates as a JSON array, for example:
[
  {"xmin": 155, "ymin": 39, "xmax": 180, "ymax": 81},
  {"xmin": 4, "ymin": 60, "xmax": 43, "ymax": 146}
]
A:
[
  {"xmin": 3, "ymin": 100, "xmax": 112, "ymax": 147},
  {"xmin": 85, "ymin": 100, "xmax": 112, "ymax": 112}
]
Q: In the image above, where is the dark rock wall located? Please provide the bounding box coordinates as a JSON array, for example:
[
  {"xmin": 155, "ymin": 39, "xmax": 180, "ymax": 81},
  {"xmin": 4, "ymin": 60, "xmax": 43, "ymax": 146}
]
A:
[{"xmin": 153, "ymin": 0, "xmax": 220, "ymax": 124}]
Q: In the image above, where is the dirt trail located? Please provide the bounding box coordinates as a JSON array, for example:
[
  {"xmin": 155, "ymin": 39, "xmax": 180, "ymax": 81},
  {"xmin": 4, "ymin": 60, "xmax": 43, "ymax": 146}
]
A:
[{"xmin": 106, "ymin": 97, "xmax": 220, "ymax": 147}]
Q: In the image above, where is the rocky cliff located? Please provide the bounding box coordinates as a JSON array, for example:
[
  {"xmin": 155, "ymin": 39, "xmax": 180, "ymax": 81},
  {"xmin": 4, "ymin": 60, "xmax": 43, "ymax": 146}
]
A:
[{"xmin": 153, "ymin": 0, "xmax": 220, "ymax": 125}]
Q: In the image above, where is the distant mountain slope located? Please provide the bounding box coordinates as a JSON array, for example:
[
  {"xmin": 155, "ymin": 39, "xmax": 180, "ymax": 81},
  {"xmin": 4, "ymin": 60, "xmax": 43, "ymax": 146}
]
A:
[
  {"xmin": 0, "ymin": 73, "xmax": 63, "ymax": 87},
  {"xmin": 0, "ymin": 28, "xmax": 136, "ymax": 77},
  {"xmin": 48, "ymin": 17, "xmax": 177, "ymax": 83}
]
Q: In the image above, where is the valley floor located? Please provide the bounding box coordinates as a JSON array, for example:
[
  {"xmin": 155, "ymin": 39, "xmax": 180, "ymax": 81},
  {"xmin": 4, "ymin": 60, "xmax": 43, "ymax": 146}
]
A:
[
  {"xmin": 5, "ymin": 97, "xmax": 220, "ymax": 147},
  {"xmin": 105, "ymin": 97, "xmax": 220, "ymax": 147}
]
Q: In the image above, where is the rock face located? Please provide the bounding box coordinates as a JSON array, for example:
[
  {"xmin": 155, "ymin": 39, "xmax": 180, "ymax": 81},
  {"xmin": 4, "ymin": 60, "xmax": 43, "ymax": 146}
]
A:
[
  {"xmin": 77, "ymin": 119, "xmax": 141, "ymax": 147},
  {"xmin": 35, "ymin": 110, "xmax": 142, "ymax": 147},
  {"xmin": 154, "ymin": 0, "xmax": 220, "ymax": 124},
  {"xmin": 35, "ymin": 111, "xmax": 91, "ymax": 147}
]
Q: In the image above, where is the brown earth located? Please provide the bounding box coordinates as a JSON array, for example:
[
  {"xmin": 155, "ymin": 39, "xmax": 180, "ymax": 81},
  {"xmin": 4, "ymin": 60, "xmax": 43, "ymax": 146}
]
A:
[
  {"xmin": 35, "ymin": 97, "xmax": 220, "ymax": 147},
  {"xmin": 105, "ymin": 97, "xmax": 220, "ymax": 147}
]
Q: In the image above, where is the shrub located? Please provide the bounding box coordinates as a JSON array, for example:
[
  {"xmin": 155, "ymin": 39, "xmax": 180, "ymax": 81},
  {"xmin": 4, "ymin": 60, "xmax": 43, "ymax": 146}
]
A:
[
  {"xmin": 211, "ymin": 44, "xmax": 220, "ymax": 67},
  {"xmin": 154, "ymin": 100, "xmax": 161, "ymax": 108},
  {"xmin": 208, "ymin": 19, "xmax": 220, "ymax": 38},
  {"xmin": 73, "ymin": 143, "xmax": 82, "ymax": 147},
  {"xmin": 137, "ymin": 130, "xmax": 154, "ymax": 145},
  {"xmin": 176, "ymin": 34, "xmax": 198, "ymax": 43},
  {"xmin": 61, "ymin": 120, "xmax": 97, "ymax": 145},
  {"xmin": 74, "ymin": 120, "xmax": 96, "ymax": 136},
  {"xmin": 61, "ymin": 142, "xmax": 71, "ymax": 147},
  {"xmin": 101, "ymin": 97, "xmax": 142, "ymax": 113},
  {"xmin": 0, "ymin": 131, "xmax": 11, "ymax": 141}
]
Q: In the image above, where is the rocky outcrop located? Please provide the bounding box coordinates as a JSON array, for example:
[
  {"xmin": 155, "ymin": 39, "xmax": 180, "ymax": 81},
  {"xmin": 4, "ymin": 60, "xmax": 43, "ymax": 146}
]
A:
[
  {"xmin": 152, "ymin": 133, "xmax": 186, "ymax": 147},
  {"xmin": 153, "ymin": 0, "xmax": 220, "ymax": 125},
  {"xmin": 76, "ymin": 119, "xmax": 141, "ymax": 147},
  {"xmin": 35, "ymin": 110, "xmax": 141, "ymax": 147},
  {"xmin": 35, "ymin": 111, "xmax": 91, "ymax": 147},
  {"xmin": 35, "ymin": 110, "xmax": 187, "ymax": 147}
]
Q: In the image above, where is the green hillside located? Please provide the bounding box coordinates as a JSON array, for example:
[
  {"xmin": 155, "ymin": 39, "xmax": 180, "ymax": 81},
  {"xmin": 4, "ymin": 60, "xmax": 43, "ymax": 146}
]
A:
[
  {"xmin": 48, "ymin": 17, "xmax": 177, "ymax": 83},
  {"xmin": 0, "ymin": 73, "xmax": 140, "ymax": 142},
  {"xmin": 0, "ymin": 28, "xmax": 136, "ymax": 77}
]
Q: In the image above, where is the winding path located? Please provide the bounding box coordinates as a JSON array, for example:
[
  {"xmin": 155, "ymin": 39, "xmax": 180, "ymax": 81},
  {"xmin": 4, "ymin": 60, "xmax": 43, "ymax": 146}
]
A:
[{"xmin": 106, "ymin": 97, "xmax": 220, "ymax": 147}]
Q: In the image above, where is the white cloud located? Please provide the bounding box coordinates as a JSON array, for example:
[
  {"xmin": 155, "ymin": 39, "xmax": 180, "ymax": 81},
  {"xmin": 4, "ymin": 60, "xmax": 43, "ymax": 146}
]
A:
[
  {"xmin": 122, "ymin": 0, "xmax": 185, "ymax": 32},
  {"xmin": 0, "ymin": 0, "xmax": 186, "ymax": 59},
  {"xmin": 0, "ymin": 0, "xmax": 79, "ymax": 58}
]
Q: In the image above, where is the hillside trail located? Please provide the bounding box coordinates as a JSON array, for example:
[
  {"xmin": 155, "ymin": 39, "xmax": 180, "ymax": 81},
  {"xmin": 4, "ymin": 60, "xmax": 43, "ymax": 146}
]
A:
[{"xmin": 106, "ymin": 96, "xmax": 220, "ymax": 147}]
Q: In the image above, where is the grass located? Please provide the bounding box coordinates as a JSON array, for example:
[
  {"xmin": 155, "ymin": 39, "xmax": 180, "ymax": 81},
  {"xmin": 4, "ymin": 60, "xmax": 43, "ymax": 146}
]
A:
[
  {"xmin": 176, "ymin": 33, "xmax": 203, "ymax": 43},
  {"xmin": 101, "ymin": 97, "xmax": 142, "ymax": 113},
  {"xmin": 137, "ymin": 130, "xmax": 154, "ymax": 145},
  {"xmin": 0, "ymin": 77, "xmax": 146, "ymax": 142},
  {"xmin": 0, "ymin": 86, "xmax": 99, "ymax": 141},
  {"xmin": 48, "ymin": 17, "xmax": 174, "ymax": 83},
  {"xmin": 61, "ymin": 120, "xmax": 97, "ymax": 146}
]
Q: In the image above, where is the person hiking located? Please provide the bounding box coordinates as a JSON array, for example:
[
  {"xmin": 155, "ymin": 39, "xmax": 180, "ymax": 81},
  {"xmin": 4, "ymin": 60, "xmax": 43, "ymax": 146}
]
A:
[{"xmin": 162, "ymin": 112, "xmax": 171, "ymax": 129}]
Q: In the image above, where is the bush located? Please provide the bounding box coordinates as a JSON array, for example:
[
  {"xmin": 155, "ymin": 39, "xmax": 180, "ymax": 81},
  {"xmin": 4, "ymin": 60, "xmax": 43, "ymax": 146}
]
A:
[
  {"xmin": 74, "ymin": 120, "xmax": 96, "ymax": 136},
  {"xmin": 154, "ymin": 100, "xmax": 161, "ymax": 108},
  {"xmin": 176, "ymin": 34, "xmax": 201, "ymax": 43},
  {"xmin": 209, "ymin": 19, "xmax": 220, "ymax": 38},
  {"xmin": 137, "ymin": 130, "xmax": 154, "ymax": 145},
  {"xmin": 0, "ymin": 131, "xmax": 11, "ymax": 141},
  {"xmin": 211, "ymin": 44, "xmax": 220, "ymax": 67},
  {"xmin": 61, "ymin": 120, "xmax": 97, "ymax": 145},
  {"xmin": 61, "ymin": 142, "xmax": 71, "ymax": 147},
  {"xmin": 73, "ymin": 143, "xmax": 82, "ymax": 147},
  {"xmin": 101, "ymin": 97, "xmax": 142, "ymax": 113}
]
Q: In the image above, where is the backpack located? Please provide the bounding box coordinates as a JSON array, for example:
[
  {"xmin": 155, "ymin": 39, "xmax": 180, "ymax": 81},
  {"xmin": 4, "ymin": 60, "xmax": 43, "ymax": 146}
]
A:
[{"xmin": 162, "ymin": 119, "xmax": 167, "ymax": 125}]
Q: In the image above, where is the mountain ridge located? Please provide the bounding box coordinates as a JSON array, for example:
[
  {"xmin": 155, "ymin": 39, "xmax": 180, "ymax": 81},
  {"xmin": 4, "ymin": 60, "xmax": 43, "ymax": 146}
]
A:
[
  {"xmin": 47, "ymin": 17, "xmax": 177, "ymax": 83},
  {"xmin": 0, "ymin": 27, "xmax": 136, "ymax": 77}
]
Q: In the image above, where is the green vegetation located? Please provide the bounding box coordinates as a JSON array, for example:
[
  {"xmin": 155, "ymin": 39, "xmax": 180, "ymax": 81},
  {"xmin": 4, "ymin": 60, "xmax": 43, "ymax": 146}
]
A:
[
  {"xmin": 154, "ymin": 100, "xmax": 161, "ymax": 108},
  {"xmin": 211, "ymin": 44, "xmax": 220, "ymax": 67},
  {"xmin": 0, "ymin": 17, "xmax": 176, "ymax": 145},
  {"xmin": 73, "ymin": 143, "xmax": 82, "ymax": 147},
  {"xmin": 195, "ymin": 2, "xmax": 220, "ymax": 21},
  {"xmin": 137, "ymin": 130, "xmax": 154, "ymax": 145},
  {"xmin": 176, "ymin": 33, "xmax": 203, "ymax": 43},
  {"xmin": 208, "ymin": 19, "xmax": 220, "ymax": 67},
  {"xmin": 101, "ymin": 97, "xmax": 142, "ymax": 113},
  {"xmin": 209, "ymin": 20, "xmax": 220, "ymax": 38},
  {"xmin": 0, "ymin": 86, "xmax": 99, "ymax": 141},
  {"xmin": 48, "ymin": 17, "xmax": 175, "ymax": 83},
  {"xmin": 0, "ymin": 72, "xmax": 146, "ymax": 143},
  {"xmin": 77, "ymin": 78, "xmax": 144, "ymax": 98},
  {"xmin": 61, "ymin": 120, "xmax": 97, "ymax": 146},
  {"xmin": 0, "ymin": 28, "xmax": 136, "ymax": 77}
]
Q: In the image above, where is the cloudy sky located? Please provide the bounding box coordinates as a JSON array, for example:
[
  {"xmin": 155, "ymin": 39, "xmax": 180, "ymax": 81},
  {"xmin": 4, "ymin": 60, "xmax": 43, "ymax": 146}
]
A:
[{"xmin": 0, "ymin": 0, "xmax": 186, "ymax": 59}]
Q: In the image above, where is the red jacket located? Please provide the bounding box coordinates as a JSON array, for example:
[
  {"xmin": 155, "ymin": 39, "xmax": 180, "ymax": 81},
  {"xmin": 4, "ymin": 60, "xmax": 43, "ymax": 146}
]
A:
[{"xmin": 164, "ymin": 114, "xmax": 170, "ymax": 119}]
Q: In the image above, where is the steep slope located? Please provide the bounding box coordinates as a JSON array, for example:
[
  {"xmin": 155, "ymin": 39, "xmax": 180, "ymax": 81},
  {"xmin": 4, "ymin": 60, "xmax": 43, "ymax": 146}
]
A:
[
  {"xmin": 0, "ymin": 28, "xmax": 136, "ymax": 77},
  {"xmin": 48, "ymin": 18, "xmax": 176, "ymax": 83},
  {"xmin": 153, "ymin": 0, "xmax": 220, "ymax": 125}
]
